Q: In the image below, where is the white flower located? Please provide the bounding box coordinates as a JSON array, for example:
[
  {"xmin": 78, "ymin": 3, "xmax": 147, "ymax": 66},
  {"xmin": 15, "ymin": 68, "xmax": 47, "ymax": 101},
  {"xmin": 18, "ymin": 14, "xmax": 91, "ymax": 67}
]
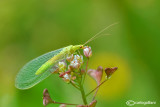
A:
[
  {"xmin": 74, "ymin": 55, "xmax": 83, "ymax": 64},
  {"xmin": 64, "ymin": 74, "xmax": 70, "ymax": 80},
  {"xmin": 68, "ymin": 54, "xmax": 83, "ymax": 70},
  {"xmin": 63, "ymin": 73, "xmax": 71, "ymax": 83},
  {"xmin": 59, "ymin": 62, "xmax": 65, "ymax": 67},
  {"xmin": 58, "ymin": 62, "xmax": 66, "ymax": 72},
  {"xmin": 70, "ymin": 60, "xmax": 80, "ymax": 69}
]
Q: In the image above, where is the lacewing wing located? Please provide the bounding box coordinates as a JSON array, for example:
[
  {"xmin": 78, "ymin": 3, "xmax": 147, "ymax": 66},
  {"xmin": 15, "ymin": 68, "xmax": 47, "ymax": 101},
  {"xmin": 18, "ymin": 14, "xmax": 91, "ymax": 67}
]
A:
[{"xmin": 15, "ymin": 48, "xmax": 64, "ymax": 89}]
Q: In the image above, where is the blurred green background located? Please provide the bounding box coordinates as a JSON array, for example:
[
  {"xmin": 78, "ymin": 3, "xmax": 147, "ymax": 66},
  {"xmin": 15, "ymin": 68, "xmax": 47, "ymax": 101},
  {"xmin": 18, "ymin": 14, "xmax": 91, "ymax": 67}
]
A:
[{"xmin": 0, "ymin": 0, "xmax": 160, "ymax": 107}]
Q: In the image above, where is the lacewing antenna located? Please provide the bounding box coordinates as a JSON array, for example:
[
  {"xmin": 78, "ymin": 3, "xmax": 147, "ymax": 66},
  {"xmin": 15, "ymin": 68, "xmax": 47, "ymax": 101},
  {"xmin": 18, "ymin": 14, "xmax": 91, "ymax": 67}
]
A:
[{"xmin": 83, "ymin": 22, "xmax": 119, "ymax": 45}]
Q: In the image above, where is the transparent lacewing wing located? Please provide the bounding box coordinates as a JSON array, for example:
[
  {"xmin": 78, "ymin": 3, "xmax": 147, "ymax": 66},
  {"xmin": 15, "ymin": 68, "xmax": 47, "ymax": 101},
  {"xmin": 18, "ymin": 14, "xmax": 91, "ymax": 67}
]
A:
[{"xmin": 15, "ymin": 48, "xmax": 64, "ymax": 89}]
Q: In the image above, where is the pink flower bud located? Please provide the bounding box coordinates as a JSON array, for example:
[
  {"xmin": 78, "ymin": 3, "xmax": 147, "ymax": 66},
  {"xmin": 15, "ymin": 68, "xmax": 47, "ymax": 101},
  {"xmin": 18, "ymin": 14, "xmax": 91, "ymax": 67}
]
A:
[
  {"xmin": 59, "ymin": 72, "xmax": 65, "ymax": 78},
  {"xmin": 83, "ymin": 46, "xmax": 92, "ymax": 58},
  {"xmin": 71, "ymin": 76, "xmax": 76, "ymax": 80},
  {"xmin": 88, "ymin": 66, "xmax": 103, "ymax": 85},
  {"xmin": 105, "ymin": 67, "xmax": 118, "ymax": 79},
  {"xmin": 65, "ymin": 70, "xmax": 71, "ymax": 74},
  {"xmin": 43, "ymin": 89, "xmax": 53, "ymax": 106}
]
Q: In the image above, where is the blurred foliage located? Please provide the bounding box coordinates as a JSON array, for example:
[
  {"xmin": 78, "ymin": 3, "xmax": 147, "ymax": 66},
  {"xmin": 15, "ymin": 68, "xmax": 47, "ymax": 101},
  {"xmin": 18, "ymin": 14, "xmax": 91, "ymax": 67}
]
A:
[{"xmin": 0, "ymin": 0, "xmax": 160, "ymax": 107}]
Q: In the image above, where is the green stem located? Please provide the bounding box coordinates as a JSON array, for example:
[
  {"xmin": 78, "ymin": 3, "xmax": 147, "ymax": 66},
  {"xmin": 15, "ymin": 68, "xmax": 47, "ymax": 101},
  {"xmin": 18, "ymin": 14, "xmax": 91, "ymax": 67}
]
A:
[
  {"xmin": 79, "ymin": 83, "xmax": 88, "ymax": 105},
  {"xmin": 77, "ymin": 76, "xmax": 88, "ymax": 105},
  {"xmin": 82, "ymin": 58, "xmax": 89, "ymax": 85},
  {"xmin": 53, "ymin": 101, "xmax": 78, "ymax": 105},
  {"xmin": 92, "ymin": 86, "xmax": 99, "ymax": 101},
  {"xmin": 71, "ymin": 81, "xmax": 80, "ymax": 90}
]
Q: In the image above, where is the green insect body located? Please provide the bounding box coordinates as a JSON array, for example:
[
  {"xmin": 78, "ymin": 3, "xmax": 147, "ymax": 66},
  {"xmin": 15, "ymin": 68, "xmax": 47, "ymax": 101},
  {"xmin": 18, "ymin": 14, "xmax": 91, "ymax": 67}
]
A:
[{"xmin": 35, "ymin": 45, "xmax": 83, "ymax": 75}]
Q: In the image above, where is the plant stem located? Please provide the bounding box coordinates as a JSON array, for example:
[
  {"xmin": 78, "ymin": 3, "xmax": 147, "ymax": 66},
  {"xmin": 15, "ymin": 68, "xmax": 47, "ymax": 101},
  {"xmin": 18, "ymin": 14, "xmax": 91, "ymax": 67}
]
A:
[
  {"xmin": 79, "ymin": 83, "xmax": 88, "ymax": 105},
  {"xmin": 86, "ymin": 79, "xmax": 107, "ymax": 97},
  {"xmin": 77, "ymin": 76, "xmax": 88, "ymax": 105},
  {"xmin": 92, "ymin": 86, "xmax": 99, "ymax": 101},
  {"xmin": 53, "ymin": 101, "xmax": 78, "ymax": 105},
  {"xmin": 71, "ymin": 81, "xmax": 80, "ymax": 90},
  {"xmin": 82, "ymin": 58, "xmax": 89, "ymax": 85}
]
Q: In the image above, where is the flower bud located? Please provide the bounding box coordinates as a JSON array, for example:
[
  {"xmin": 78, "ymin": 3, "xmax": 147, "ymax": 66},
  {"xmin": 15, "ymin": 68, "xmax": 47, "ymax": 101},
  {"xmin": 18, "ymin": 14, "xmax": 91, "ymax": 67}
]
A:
[
  {"xmin": 71, "ymin": 76, "xmax": 76, "ymax": 80},
  {"xmin": 83, "ymin": 46, "xmax": 92, "ymax": 58},
  {"xmin": 68, "ymin": 65, "xmax": 73, "ymax": 71},
  {"xmin": 105, "ymin": 67, "xmax": 118, "ymax": 79},
  {"xmin": 66, "ymin": 54, "xmax": 74, "ymax": 62},
  {"xmin": 88, "ymin": 66, "xmax": 103, "ymax": 85},
  {"xmin": 65, "ymin": 70, "xmax": 71, "ymax": 74},
  {"xmin": 59, "ymin": 72, "xmax": 65, "ymax": 78}
]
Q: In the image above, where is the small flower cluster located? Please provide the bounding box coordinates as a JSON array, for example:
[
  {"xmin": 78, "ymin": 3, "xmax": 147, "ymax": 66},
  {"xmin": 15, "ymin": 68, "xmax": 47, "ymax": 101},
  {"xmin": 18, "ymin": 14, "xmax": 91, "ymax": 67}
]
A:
[
  {"xmin": 59, "ymin": 54, "xmax": 83, "ymax": 83},
  {"xmin": 54, "ymin": 46, "xmax": 92, "ymax": 84}
]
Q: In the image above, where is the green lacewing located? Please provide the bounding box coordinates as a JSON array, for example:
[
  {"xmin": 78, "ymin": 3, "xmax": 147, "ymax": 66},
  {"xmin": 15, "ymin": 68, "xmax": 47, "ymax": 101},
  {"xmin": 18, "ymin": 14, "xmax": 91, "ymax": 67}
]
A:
[{"xmin": 15, "ymin": 22, "xmax": 118, "ymax": 90}]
